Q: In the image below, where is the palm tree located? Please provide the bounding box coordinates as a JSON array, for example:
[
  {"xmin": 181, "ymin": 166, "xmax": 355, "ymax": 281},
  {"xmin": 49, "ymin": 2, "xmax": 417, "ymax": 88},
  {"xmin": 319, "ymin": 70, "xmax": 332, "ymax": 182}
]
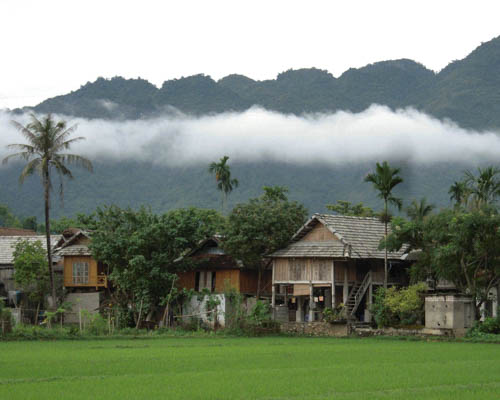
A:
[
  {"xmin": 208, "ymin": 155, "xmax": 239, "ymax": 213},
  {"xmin": 3, "ymin": 114, "xmax": 93, "ymax": 306},
  {"xmin": 364, "ymin": 161, "xmax": 403, "ymax": 288},
  {"xmin": 406, "ymin": 197, "xmax": 434, "ymax": 222},
  {"xmin": 464, "ymin": 166, "xmax": 500, "ymax": 208},
  {"xmin": 449, "ymin": 180, "xmax": 469, "ymax": 207}
]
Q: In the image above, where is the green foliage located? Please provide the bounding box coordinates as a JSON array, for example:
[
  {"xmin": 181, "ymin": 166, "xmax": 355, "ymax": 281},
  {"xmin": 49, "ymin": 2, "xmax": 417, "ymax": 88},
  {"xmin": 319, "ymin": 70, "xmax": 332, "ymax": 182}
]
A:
[
  {"xmin": 0, "ymin": 204, "xmax": 22, "ymax": 227},
  {"xmin": 12, "ymin": 240, "xmax": 49, "ymax": 305},
  {"xmin": 223, "ymin": 186, "xmax": 307, "ymax": 292},
  {"xmin": 322, "ymin": 304, "xmax": 346, "ymax": 323},
  {"xmin": 208, "ymin": 155, "xmax": 239, "ymax": 213},
  {"xmin": 88, "ymin": 205, "xmax": 225, "ymax": 321},
  {"xmin": 326, "ymin": 200, "xmax": 375, "ymax": 216},
  {"xmin": 249, "ymin": 301, "xmax": 271, "ymax": 324},
  {"xmin": 371, "ymin": 284, "xmax": 426, "ymax": 328}
]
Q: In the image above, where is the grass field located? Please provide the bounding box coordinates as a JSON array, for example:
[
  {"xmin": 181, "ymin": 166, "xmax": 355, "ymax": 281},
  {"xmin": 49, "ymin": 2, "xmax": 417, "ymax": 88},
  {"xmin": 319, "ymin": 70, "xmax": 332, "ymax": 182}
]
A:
[{"xmin": 1, "ymin": 336, "xmax": 500, "ymax": 399}]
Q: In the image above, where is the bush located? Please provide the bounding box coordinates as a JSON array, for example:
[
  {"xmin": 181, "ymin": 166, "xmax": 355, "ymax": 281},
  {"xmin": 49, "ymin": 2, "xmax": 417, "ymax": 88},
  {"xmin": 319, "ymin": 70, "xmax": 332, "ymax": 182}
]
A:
[
  {"xmin": 323, "ymin": 304, "xmax": 345, "ymax": 323},
  {"xmin": 468, "ymin": 310, "xmax": 500, "ymax": 337},
  {"xmin": 371, "ymin": 283, "xmax": 427, "ymax": 328},
  {"xmin": 0, "ymin": 303, "xmax": 13, "ymax": 335}
]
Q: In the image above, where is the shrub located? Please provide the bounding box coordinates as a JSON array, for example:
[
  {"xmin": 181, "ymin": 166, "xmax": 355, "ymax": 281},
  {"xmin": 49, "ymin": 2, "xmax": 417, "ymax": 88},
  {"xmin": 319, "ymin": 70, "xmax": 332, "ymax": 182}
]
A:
[
  {"xmin": 371, "ymin": 283, "xmax": 426, "ymax": 328},
  {"xmin": 323, "ymin": 304, "xmax": 345, "ymax": 323}
]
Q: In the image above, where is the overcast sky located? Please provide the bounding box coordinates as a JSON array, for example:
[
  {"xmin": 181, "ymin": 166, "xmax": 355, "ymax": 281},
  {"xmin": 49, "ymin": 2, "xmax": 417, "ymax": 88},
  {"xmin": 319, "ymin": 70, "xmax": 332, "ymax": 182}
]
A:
[{"xmin": 1, "ymin": 0, "xmax": 499, "ymax": 109}]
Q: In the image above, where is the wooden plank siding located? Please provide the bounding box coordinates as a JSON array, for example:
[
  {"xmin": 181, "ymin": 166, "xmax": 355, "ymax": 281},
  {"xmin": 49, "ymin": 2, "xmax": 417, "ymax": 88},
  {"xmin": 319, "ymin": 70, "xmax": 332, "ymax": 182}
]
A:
[
  {"xmin": 274, "ymin": 258, "xmax": 332, "ymax": 282},
  {"xmin": 334, "ymin": 261, "xmax": 357, "ymax": 282},
  {"xmin": 301, "ymin": 224, "xmax": 337, "ymax": 242},
  {"xmin": 177, "ymin": 271, "xmax": 196, "ymax": 290},
  {"xmin": 215, "ymin": 269, "xmax": 240, "ymax": 292},
  {"xmin": 63, "ymin": 255, "xmax": 104, "ymax": 287}
]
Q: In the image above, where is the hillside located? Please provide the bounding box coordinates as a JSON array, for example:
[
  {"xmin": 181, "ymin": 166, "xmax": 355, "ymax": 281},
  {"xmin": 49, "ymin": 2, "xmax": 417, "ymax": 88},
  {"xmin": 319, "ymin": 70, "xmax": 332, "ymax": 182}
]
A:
[
  {"xmin": 13, "ymin": 36, "xmax": 500, "ymax": 131},
  {"xmin": 4, "ymin": 36, "xmax": 500, "ymax": 221}
]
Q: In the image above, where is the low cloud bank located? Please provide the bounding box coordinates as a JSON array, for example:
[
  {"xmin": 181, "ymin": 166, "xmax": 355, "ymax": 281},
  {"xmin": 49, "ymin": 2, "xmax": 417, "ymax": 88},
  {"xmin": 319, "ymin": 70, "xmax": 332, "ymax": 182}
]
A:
[{"xmin": 1, "ymin": 105, "xmax": 500, "ymax": 166}]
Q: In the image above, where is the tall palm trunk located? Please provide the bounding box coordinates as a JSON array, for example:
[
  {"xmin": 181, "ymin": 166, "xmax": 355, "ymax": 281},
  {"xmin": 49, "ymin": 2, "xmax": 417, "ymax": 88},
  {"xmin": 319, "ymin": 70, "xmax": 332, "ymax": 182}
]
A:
[
  {"xmin": 384, "ymin": 199, "xmax": 388, "ymax": 289},
  {"xmin": 43, "ymin": 169, "xmax": 56, "ymax": 308}
]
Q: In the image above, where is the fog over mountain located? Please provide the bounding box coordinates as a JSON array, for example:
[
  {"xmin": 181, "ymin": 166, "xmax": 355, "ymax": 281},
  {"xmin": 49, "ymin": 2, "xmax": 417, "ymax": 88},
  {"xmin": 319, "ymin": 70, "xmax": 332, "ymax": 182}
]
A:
[
  {"xmin": 2, "ymin": 106, "xmax": 500, "ymax": 167},
  {"xmin": 2, "ymin": 36, "xmax": 500, "ymax": 220}
]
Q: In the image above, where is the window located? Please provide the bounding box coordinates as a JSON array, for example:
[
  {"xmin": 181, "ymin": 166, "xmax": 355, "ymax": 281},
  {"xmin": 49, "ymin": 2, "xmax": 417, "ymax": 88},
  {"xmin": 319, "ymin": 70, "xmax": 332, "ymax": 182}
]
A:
[
  {"xmin": 194, "ymin": 271, "xmax": 216, "ymax": 292},
  {"xmin": 73, "ymin": 262, "xmax": 89, "ymax": 284}
]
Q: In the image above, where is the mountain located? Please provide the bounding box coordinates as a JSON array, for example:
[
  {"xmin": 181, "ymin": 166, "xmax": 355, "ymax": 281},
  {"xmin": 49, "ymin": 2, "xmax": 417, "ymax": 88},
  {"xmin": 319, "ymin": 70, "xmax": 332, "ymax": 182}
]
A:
[
  {"xmin": 14, "ymin": 36, "xmax": 500, "ymax": 131},
  {"xmin": 4, "ymin": 36, "xmax": 500, "ymax": 221}
]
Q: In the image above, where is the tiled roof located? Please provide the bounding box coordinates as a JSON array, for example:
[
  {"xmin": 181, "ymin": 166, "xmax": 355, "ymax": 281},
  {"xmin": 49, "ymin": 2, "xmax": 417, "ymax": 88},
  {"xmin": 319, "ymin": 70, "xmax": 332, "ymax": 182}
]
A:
[
  {"xmin": 270, "ymin": 214, "xmax": 406, "ymax": 260},
  {"xmin": 0, "ymin": 235, "xmax": 62, "ymax": 265},
  {"xmin": 0, "ymin": 228, "xmax": 36, "ymax": 236},
  {"xmin": 271, "ymin": 241, "xmax": 346, "ymax": 258},
  {"xmin": 56, "ymin": 245, "xmax": 92, "ymax": 256}
]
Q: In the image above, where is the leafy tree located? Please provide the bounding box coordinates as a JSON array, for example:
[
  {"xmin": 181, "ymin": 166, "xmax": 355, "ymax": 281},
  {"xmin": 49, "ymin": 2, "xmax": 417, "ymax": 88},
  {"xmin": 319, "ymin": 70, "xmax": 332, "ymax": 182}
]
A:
[
  {"xmin": 12, "ymin": 240, "xmax": 50, "ymax": 322},
  {"xmin": 21, "ymin": 216, "xmax": 38, "ymax": 231},
  {"xmin": 87, "ymin": 206, "xmax": 224, "ymax": 326},
  {"xmin": 223, "ymin": 186, "xmax": 307, "ymax": 296},
  {"xmin": 0, "ymin": 204, "xmax": 21, "ymax": 228},
  {"xmin": 208, "ymin": 155, "xmax": 239, "ymax": 213},
  {"xmin": 388, "ymin": 208, "xmax": 500, "ymax": 319},
  {"xmin": 364, "ymin": 161, "xmax": 403, "ymax": 288},
  {"xmin": 406, "ymin": 198, "xmax": 434, "ymax": 222},
  {"xmin": 326, "ymin": 200, "xmax": 375, "ymax": 217},
  {"xmin": 3, "ymin": 114, "xmax": 93, "ymax": 306}
]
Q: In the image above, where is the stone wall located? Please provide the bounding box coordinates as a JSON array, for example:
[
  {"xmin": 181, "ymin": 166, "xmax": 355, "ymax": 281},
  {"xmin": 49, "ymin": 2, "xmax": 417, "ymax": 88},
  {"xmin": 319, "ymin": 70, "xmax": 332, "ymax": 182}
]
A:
[{"xmin": 280, "ymin": 321, "xmax": 349, "ymax": 337}]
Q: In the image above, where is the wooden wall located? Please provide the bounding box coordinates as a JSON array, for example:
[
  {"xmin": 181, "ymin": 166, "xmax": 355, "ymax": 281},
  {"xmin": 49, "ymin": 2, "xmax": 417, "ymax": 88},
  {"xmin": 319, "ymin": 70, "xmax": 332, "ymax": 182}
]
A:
[
  {"xmin": 63, "ymin": 255, "xmax": 99, "ymax": 287},
  {"xmin": 274, "ymin": 258, "xmax": 332, "ymax": 282},
  {"xmin": 215, "ymin": 269, "xmax": 240, "ymax": 292},
  {"xmin": 334, "ymin": 261, "xmax": 357, "ymax": 282},
  {"xmin": 177, "ymin": 271, "xmax": 196, "ymax": 290},
  {"xmin": 301, "ymin": 225, "xmax": 337, "ymax": 242}
]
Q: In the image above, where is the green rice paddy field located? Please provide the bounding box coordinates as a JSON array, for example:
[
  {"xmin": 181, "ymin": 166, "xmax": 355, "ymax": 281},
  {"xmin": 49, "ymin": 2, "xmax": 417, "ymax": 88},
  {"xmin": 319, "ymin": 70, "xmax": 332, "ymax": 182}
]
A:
[{"xmin": 1, "ymin": 337, "xmax": 499, "ymax": 399}]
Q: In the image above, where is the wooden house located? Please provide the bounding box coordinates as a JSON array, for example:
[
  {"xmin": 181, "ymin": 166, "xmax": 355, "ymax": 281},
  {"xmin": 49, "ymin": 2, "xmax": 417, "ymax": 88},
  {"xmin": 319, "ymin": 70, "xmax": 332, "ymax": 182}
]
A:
[
  {"xmin": 54, "ymin": 230, "xmax": 107, "ymax": 291},
  {"xmin": 269, "ymin": 214, "xmax": 409, "ymax": 323},
  {"xmin": 0, "ymin": 235, "xmax": 61, "ymax": 298},
  {"xmin": 177, "ymin": 236, "xmax": 271, "ymax": 295}
]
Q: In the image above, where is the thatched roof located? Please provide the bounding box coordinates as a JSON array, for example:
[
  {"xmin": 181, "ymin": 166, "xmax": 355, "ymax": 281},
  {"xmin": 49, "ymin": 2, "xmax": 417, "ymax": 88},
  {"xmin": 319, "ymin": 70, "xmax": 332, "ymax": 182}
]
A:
[{"xmin": 270, "ymin": 214, "xmax": 406, "ymax": 260}]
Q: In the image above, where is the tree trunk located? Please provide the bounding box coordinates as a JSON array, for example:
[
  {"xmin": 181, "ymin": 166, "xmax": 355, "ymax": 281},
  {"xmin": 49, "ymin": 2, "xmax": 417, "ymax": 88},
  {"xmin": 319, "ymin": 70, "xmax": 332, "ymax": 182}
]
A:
[
  {"xmin": 256, "ymin": 268, "xmax": 262, "ymax": 299},
  {"xmin": 35, "ymin": 301, "xmax": 40, "ymax": 325},
  {"xmin": 384, "ymin": 200, "xmax": 388, "ymax": 289},
  {"xmin": 135, "ymin": 299, "xmax": 143, "ymax": 329},
  {"xmin": 43, "ymin": 171, "xmax": 56, "ymax": 309}
]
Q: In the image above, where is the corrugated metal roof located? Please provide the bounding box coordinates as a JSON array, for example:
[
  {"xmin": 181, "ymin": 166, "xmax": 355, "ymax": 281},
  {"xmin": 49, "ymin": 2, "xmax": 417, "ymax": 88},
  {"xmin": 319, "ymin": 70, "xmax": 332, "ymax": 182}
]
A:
[
  {"xmin": 270, "ymin": 214, "xmax": 406, "ymax": 260},
  {"xmin": 0, "ymin": 235, "xmax": 62, "ymax": 265}
]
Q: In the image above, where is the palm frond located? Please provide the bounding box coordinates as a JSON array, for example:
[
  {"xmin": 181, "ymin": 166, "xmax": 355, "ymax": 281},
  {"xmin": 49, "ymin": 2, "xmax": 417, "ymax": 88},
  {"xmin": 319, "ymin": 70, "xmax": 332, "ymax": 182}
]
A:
[
  {"xmin": 19, "ymin": 158, "xmax": 41, "ymax": 184},
  {"xmin": 2, "ymin": 151, "xmax": 33, "ymax": 164},
  {"xmin": 56, "ymin": 154, "xmax": 93, "ymax": 172},
  {"xmin": 10, "ymin": 120, "xmax": 38, "ymax": 144}
]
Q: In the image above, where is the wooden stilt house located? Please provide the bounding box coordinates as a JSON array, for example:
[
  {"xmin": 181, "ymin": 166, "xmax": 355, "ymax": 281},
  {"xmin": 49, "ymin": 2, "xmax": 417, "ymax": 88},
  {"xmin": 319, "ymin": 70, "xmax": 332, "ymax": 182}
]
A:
[{"xmin": 268, "ymin": 214, "xmax": 409, "ymax": 322}]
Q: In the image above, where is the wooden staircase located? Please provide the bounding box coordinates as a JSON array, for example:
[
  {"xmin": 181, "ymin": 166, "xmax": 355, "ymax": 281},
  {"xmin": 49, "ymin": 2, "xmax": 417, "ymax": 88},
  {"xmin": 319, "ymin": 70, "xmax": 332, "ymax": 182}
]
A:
[{"xmin": 345, "ymin": 271, "xmax": 372, "ymax": 318}]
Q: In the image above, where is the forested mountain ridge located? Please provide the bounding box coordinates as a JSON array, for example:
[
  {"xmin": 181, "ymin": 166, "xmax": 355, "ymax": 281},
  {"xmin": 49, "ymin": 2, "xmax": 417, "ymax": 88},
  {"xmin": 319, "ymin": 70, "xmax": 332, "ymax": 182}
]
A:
[
  {"xmin": 3, "ymin": 36, "xmax": 500, "ymax": 222},
  {"xmin": 10, "ymin": 37, "xmax": 500, "ymax": 129},
  {"xmin": 13, "ymin": 36, "xmax": 500, "ymax": 130}
]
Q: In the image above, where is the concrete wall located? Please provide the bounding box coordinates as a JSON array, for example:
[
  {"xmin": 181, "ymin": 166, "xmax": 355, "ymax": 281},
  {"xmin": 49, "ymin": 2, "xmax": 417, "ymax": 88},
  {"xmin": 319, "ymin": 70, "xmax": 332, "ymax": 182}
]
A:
[
  {"xmin": 425, "ymin": 294, "xmax": 474, "ymax": 334},
  {"xmin": 182, "ymin": 294, "xmax": 227, "ymax": 327},
  {"xmin": 64, "ymin": 292, "xmax": 102, "ymax": 324}
]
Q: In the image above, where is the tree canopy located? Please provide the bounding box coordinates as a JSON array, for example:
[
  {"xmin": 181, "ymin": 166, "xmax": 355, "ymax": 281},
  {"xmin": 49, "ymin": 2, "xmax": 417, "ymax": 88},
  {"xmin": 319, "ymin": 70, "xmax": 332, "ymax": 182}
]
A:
[
  {"xmin": 86, "ymin": 206, "xmax": 225, "ymax": 325},
  {"xmin": 223, "ymin": 186, "xmax": 307, "ymax": 295}
]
